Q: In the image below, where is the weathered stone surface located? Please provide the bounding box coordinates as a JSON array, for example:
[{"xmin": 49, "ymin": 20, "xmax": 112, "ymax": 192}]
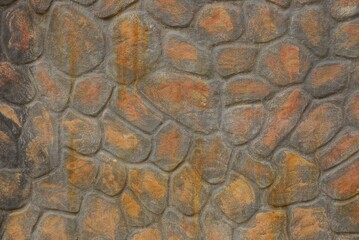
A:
[
  {"xmin": 140, "ymin": 71, "xmax": 219, "ymax": 133},
  {"xmin": 291, "ymin": 206, "xmax": 333, "ymax": 240},
  {"xmin": 266, "ymin": 0, "xmax": 290, "ymax": 8},
  {"xmin": 346, "ymin": 90, "xmax": 359, "ymax": 127},
  {"xmin": 329, "ymin": 0, "xmax": 359, "ymax": 20},
  {"xmin": 214, "ymin": 174, "xmax": 259, "ymax": 223},
  {"xmin": 128, "ymin": 166, "xmax": 168, "ymax": 214},
  {"xmin": 224, "ymin": 77, "xmax": 273, "ymax": 105},
  {"xmin": 202, "ymin": 208, "xmax": 232, "ymax": 240},
  {"xmin": 0, "ymin": 121, "xmax": 17, "ymax": 168},
  {"xmin": 95, "ymin": 151, "xmax": 127, "ymax": 196},
  {"xmin": 72, "ymin": 0, "xmax": 96, "ymax": 5},
  {"xmin": 223, "ymin": 105, "xmax": 265, "ymax": 145},
  {"xmin": 234, "ymin": 152, "xmax": 276, "ymax": 188},
  {"xmin": 79, "ymin": 194, "xmax": 127, "ymax": 239},
  {"xmin": 48, "ymin": 5, "xmax": 105, "ymax": 76},
  {"xmin": 2, "ymin": 205, "xmax": 40, "ymax": 240},
  {"xmin": 0, "ymin": 102, "xmax": 24, "ymax": 137},
  {"xmin": 29, "ymin": 0, "xmax": 53, "ymax": 13},
  {"xmin": 316, "ymin": 128, "xmax": 359, "ymax": 170},
  {"xmin": 290, "ymin": 103, "xmax": 343, "ymax": 154},
  {"xmin": 2, "ymin": 4, "xmax": 42, "ymax": 64},
  {"xmin": 0, "ymin": 62, "xmax": 36, "ymax": 105},
  {"xmin": 334, "ymin": 19, "xmax": 359, "ymax": 58},
  {"xmin": 195, "ymin": 3, "xmax": 243, "ymax": 44},
  {"xmin": 171, "ymin": 165, "xmax": 209, "ymax": 215},
  {"xmin": 129, "ymin": 226, "xmax": 162, "ymax": 240},
  {"xmin": 268, "ymin": 150, "xmax": 319, "ymax": 206},
  {"xmin": 306, "ymin": 61, "xmax": 350, "ymax": 98},
  {"xmin": 258, "ymin": 39, "xmax": 312, "ymax": 86},
  {"xmin": 102, "ymin": 110, "xmax": 151, "ymax": 162},
  {"xmin": 110, "ymin": 86, "xmax": 162, "ymax": 133},
  {"xmin": 246, "ymin": 3, "xmax": 287, "ymax": 43},
  {"xmin": 94, "ymin": 0, "xmax": 137, "ymax": 18},
  {"xmin": 71, "ymin": 75, "xmax": 113, "ymax": 116},
  {"xmin": 0, "ymin": 170, "xmax": 31, "ymax": 210},
  {"xmin": 62, "ymin": 111, "xmax": 101, "ymax": 155},
  {"xmin": 110, "ymin": 12, "xmax": 160, "ymax": 85},
  {"xmin": 152, "ymin": 121, "xmax": 191, "ymax": 171},
  {"xmin": 290, "ymin": 6, "xmax": 330, "ymax": 56},
  {"xmin": 19, "ymin": 103, "xmax": 58, "ymax": 178},
  {"xmin": 146, "ymin": 0, "xmax": 194, "ymax": 27},
  {"xmin": 30, "ymin": 63, "xmax": 71, "ymax": 112},
  {"xmin": 328, "ymin": 195, "xmax": 359, "ymax": 233},
  {"xmin": 34, "ymin": 213, "xmax": 77, "ymax": 240},
  {"xmin": 214, "ymin": 44, "xmax": 258, "ymax": 77},
  {"xmin": 252, "ymin": 87, "xmax": 310, "ymax": 157},
  {"xmin": 164, "ymin": 32, "xmax": 210, "ymax": 75},
  {"xmin": 234, "ymin": 210, "xmax": 288, "ymax": 240}
]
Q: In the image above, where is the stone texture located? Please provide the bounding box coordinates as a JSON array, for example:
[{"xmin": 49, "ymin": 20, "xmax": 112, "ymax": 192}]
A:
[
  {"xmin": 334, "ymin": 19, "xmax": 359, "ymax": 58},
  {"xmin": 329, "ymin": 0, "xmax": 359, "ymax": 21},
  {"xmin": 328, "ymin": 195, "xmax": 359, "ymax": 233},
  {"xmin": 129, "ymin": 226, "xmax": 162, "ymax": 240},
  {"xmin": 266, "ymin": 0, "xmax": 290, "ymax": 8},
  {"xmin": 29, "ymin": 0, "xmax": 53, "ymax": 13},
  {"xmin": 346, "ymin": 90, "xmax": 359, "ymax": 127},
  {"xmin": 94, "ymin": 0, "xmax": 137, "ymax": 18},
  {"xmin": 34, "ymin": 213, "xmax": 77, "ymax": 240},
  {"xmin": 0, "ymin": 102, "xmax": 24, "ymax": 137},
  {"xmin": 202, "ymin": 208, "xmax": 232, "ymax": 240},
  {"xmin": 0, "ymin": 121, "xmax": 17, "ymax": 168}
]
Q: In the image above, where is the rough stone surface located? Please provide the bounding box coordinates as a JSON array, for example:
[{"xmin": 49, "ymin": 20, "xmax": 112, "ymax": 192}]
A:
[
  {"xmin": 347, "ymin": 90, "xmax": 359, "ymax": 127},
  {"xmin": 328, "ymin": 195, "xmax": 359, "ymax": 233},
  {"xmin": 334, "ymin": 19, "xmax": 359, "ymax": 58},
  {"xmin": 329, "ymin": 0, "xmax": 359, "ymax": 20},
  {"xmin": 34, "ymin": 213, "xmax": 77, "ymax": 239}
]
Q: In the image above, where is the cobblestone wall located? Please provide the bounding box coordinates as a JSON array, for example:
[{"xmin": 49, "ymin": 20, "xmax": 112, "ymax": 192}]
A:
[{"xmin": 0, "ymin": 0, "xmax": 359, "ymax": 239}]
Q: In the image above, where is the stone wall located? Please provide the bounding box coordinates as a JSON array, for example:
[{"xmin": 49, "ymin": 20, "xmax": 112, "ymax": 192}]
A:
[{"xmin": 0, "ymin": 0, "xmax": 358, "ymax": 239}]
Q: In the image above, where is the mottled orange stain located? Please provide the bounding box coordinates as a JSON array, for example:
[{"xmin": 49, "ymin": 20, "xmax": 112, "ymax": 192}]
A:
[
  {"xmin": 103, "ymin": 119, "xmax": 140, "ymax": 150},
  {"xmin": 157, "ymin": 127, "xmax": 181, "ymax": 160},
  {"xmin": 166, "ymin": 38, "xmax": 198, "ymax": 61},
  {"xmin": 227, "ymin": 80, "xmax": 272, "ymax": 97},
  {"xmin": 156, "ymin": 0, "xmax": 188, "ymax": 18},
  {"xmin": 199, "ymin": 6, "xmax": 234, "ymax": 35},
  {"xmin": 279, "ymin": 44, "xmax": 300, "ymax": 81},
  {"xmin": 300, "ymin": 10, "xmax": 322, "ymax": 46},
  {"xmin": 8, "ymin": 9, "xmax": 34, "ymax": 51},
  {"xmin": 122, "ymin": 192, "xmax": 142, "ymax": 219},
  {"xmin": 311, "ymin": 63, "xmax": 344, "ymax": 86},
  {"xmin": 329, "ymin": 160, "xmax": 359, "ymax": 197}
]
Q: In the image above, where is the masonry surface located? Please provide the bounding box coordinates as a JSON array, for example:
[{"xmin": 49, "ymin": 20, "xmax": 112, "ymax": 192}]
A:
[{"xmin": 0, "ymin": 0, "xmax": 358, "ymax": 239}]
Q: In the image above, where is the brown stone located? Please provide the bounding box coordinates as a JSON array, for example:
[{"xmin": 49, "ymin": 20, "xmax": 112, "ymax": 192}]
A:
[
  {"xmin": 328, "ymin": 195, "xmax": 359, "ymax": 233},
  {"xmin": 290, "ymin": 103, "xmax": 343, "ymax": 154},
  {"xmin": 214, "ymin": 174, "xmax": 259, "ymax": 223},
  {"xmin": 129, "ymin": 226, "xmax": 162, "ymax": 240},
  {"xmin": 110, "ymin": 86, "xmax": 162, "ymax": 133},
  {"xmin": 0, "ymin": 102, "xmax": 24, "ymax": 137},
  {"xmin": 329, "ymin": 0, "xmax": 359, "ymax": 20},
  {"xmin": 214, "ymin": 44, "xmax": 258, "ymax": 77},
  {"xmin": 268, "ymin": 150, "xmax": 319, "ymax": 206},
  {"xmin": 29, "ymin": 0, "xmax": 53, "ymax": 13},
  {"xmin": 266, "ymin": 0, "xmax": 290, "ymax": 8},
  {"xmin": 334, "ymin": 19, "xmax": 359, "ymax": 58},
  {"xmin": 102, "ymin": 110, "xmax": 151, "ymax": 162},
  {"xmin": 140, "ymin": 71, "xmax": 219, "ymax": 133},
  {"xmin": 347, "ymin": 90, "xmax": 359, "ymax": 127},
  {"xmin": 152, "ymin": 121, "xmax": 191, "ymax": 172},
  {"xmin": 252, "ymin": 87, "xmax": 310, "ymax": 157},
  {"xmin": 34, "ymin": 213, "xmax": 77, "ymax": 240},
  {"xmin": 202, "ymin": 208, "xmax": 232, "ymax": 240},
  {"xmin": 94, "ymin": 0, "xmax": 137, "ymax": 18},
  {"xmin": 0, "ymin": 121, "xmax": 17, "ymax": 168}
]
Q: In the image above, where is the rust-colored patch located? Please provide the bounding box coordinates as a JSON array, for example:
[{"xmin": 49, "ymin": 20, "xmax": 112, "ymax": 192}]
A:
[
  {"xmin": 166, "ymin": 38, "xmax": 198, "ymax": 62},
  {"xmin": 311, "ymin": 63, "xmax": 344, "ymax": 86},
  {"xmin": 199, "ymin": 6, "xmax": 234, "ymax": 35},
  {"xmin": 300, "ymin": 11, "xmax": 322, "ymax": 46},
  {"xmin": 103, "ymin": 119, "xmax": 139, "ymax": 150},
  {"xmin": 122, "ymin": 192, "xmax": 142, "ymax": 219},
  {"xmin": 156, "ymin": 0, "xmax": 187, "ymax": 18}
]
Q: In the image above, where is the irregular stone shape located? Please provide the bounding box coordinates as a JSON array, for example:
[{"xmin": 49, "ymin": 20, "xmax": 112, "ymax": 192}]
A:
[
  {"xmin": 307, "ymin": 61, "xmax": 350, "ymax": 98},
  {"xmin": 329, "ymin": 0, "xmax": 359, "ymax": 20},
  {"xmin": 29, "ymin": 0, "xmax": 53, "ymax": 13},
  {"xmin": 334, "ymin": 19, "xmax": 359, "ymax": 58},
  {"xmin": 34, "ymin": 213, "xmax": 77, "ymax": 240},
  {"xmin": 30, "ymin": 63, "xmax": 71, "ymax": 112},
  {"xmin": 19, "ymin": 103, "xmax": 58, "ymax": 178},
  {"xmin": 0, "ymin": 102, "xmax": 24, "ymax": 137},
  {"xmin": 202, "ymin": 208, "xmax": 232, "ymax": 240},
  {"xmin": 63, "ymin": 150, "xmax": 97, "ymax": 190},
  {"xmin": 95, "ymin": 151, "xmax": 127, "ymax": 196},
  {"xmin": 146, "ymin": 0, "xmax": 194, "ymax": 27},
  {"xmin": 233, "ymin": 210, "xmax": 288, "ymax": 240},
  {"xmin": 258, "ymin": 39, "xmax": 312, "ymax": 86},
  {"xmin": 33, "ymin": 171, "xmax": 82, "ymax": 212},
  {"xmin": 120, "ymin": 190, "xmax": 155, "ymax": 227},
  {"xmin": 214, "ymin": 174, "xmax": 259, "ymax": 223},
  {"xmin": 129, "ymin": 226, "xmax": 162, "ymax": 240},
  {"xmin": 223, "ymin": 105, "xmax": 265, "ymax": 145},
  {"xmin": 189, "ymin": 135, "xmax": 231, "ymax": 184},
  {"xmin": 0, "ymin": 62, "xmax": 36, "ymax": 105},
  {"xmin": 2, "ymin": 4, "xmax": 42, "ymax": 64},
  {"xmin": 102, "ymin": 110, "xmax": 151, "ymax": 162},
  {"xmin": 224, "ymin": 77, "xmax": 273, "ymax": 105},
  {"xmin": 195, "ymin": 3, "xmax": 243, "ymax": 44},
  {"xmin": 252, "ymin": 88, "xmax": 310, "ymax": 157},
  {"xmin": 290, "ymin": 103, "xmax": 343, "ymax": 154},
  {"xmin": 2, "ymin": 205, "xmax": 40, "ymax": 240},
  {"xmin": 171, "ymin": 165, "xmax": 209, "ymax": 215},
  {"xmin": 128, "ymin": 166, "xmax": 168, "ymax": 214},
  {"xmin": 62, "ymin": 111, "xmax": 101, "ymax": 155},
  {"xmin": 266, "ymin": 0, "xmax": 290, "ymax": 8},
  {"xmin": 79, "ymin": 194, "xmax": 127, "ymax": 240},
  {"xmin": 0, "ymin": 170, "xmax": 31, "ymax": 210},
  {"xmin": 246, "ymin": 3, "xmax": 287, "ymax": 43},
  {"xmin": 328, "ymin": 195, "xmax": 359, "ymax": 233},
  {"xmin": 323, "ymin": 158, "xmax": 359, "ymax": 200},
  {"xmin": 0, "ymin": 121, "xmax": 17, "ymax": 168},
  {"xmin": 48, "ymin": 5, "xmax": 105, "ymax": 76},
  {"xmin": 152, "ymin": 121, "xmax": 191, "ymax": 172},
  {"xmin": 164, "ymin": 32, "xmax": 210, "ymax": 75},
  {"xmin": 234, "ymin": 152, "xmax": 276, "ymax": 188},
  {"xmin": 161, "ymin": 208, "xmax": 200, "ymax": 240},
  {"xmin": 316, "ymin": 128, "xmax": 359, "ymax": 170},
  {"xmin": 347, "ymin": 90, "xmax": 359, "ymax": 127},
  {"xmin": 94, "ymin": 0, "xmax": 137, "ymax": 18},
  {"xmin": 268, "ymin": 150, "xmax": 319, "ymax": 206},
  {"xmin": 290, "ymin": 206, "xmax": 333, "ymax": 240},
  {"xmin": 140, "ymin": 71, "xmax": 219, "ymax": 133},
  {"xmin": 110, "ymin": 12, "xmax": 160, "ymax": 85},
  {"xmin": 110, "ymin": 86, "xmax": 162, "ymax": 133},
  {"xmin": 72, "ymin": 75, "xmax": 113, "ymax": 116},
  {"xmin": 291, "ymin": 6, "xmax": 330, "ymax": 56},
  {"xmin": 214, "ymin": 44, "xmax": 258, "ymax": 77}
]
